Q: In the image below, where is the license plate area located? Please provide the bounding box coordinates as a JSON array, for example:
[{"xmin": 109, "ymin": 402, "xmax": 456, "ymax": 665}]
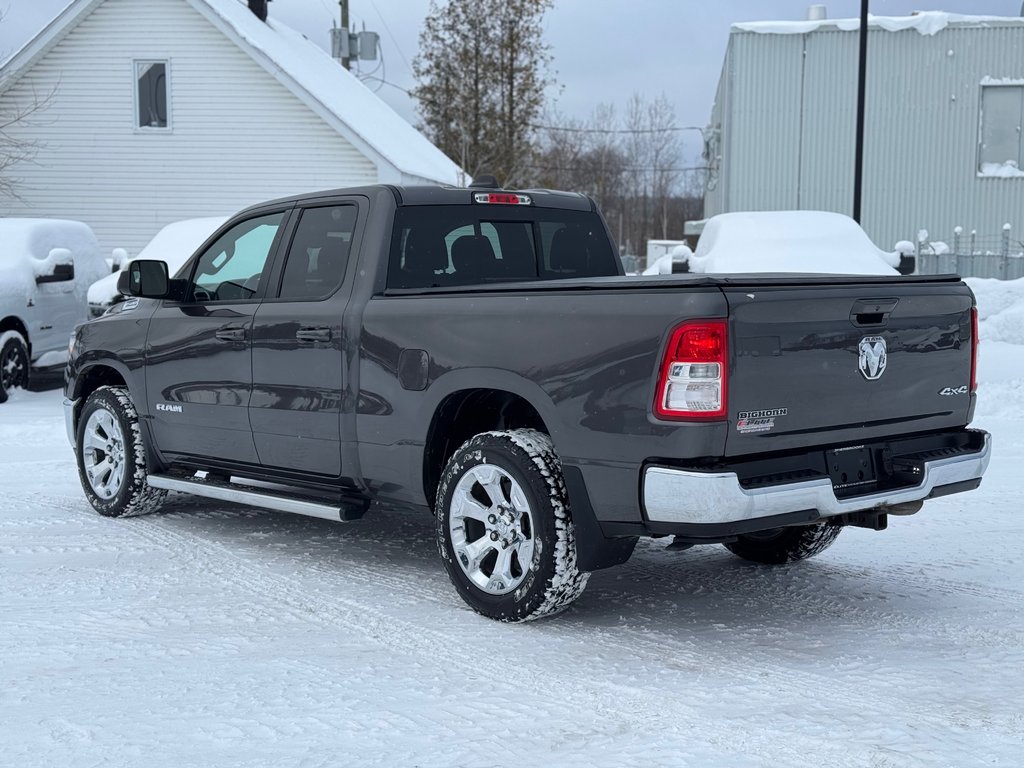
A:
[{"xmin": 827, "ymin": 445, "xmax": 876, "ymax": 496}]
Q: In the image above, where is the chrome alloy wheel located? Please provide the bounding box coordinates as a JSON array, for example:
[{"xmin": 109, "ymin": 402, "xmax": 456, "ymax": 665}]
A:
[
  {"xmin": 81, "ymin": 408, "xmax": 127, "ymax": 500},
  {"xmin": 448, "ymin": 464, "xmax": 536, "ymax": 595}
]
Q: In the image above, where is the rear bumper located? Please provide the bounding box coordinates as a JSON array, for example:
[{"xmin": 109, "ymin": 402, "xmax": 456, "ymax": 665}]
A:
[{"xmin": 643, "ymin": 430, "xmax": 991, "ymax": 526}]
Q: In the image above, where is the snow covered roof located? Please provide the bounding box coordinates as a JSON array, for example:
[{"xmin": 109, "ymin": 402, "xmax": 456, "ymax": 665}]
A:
[
  {"xmin": 0, "ymin": 0, "xmax": 463, "ymax": 186},
  {"xmin": 193, "ymin": 0, "xmax": 462, "ymax": 185},
  {"xmin": 734, "ymin": 12, "xmax": 1024, "ymax": 37}
]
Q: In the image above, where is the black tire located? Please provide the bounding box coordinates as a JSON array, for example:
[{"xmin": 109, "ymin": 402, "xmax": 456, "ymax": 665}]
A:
[
  {"xmin": 0, "ymin": 330, "xmax": 30, "ymax": 400},
  {"xmin": 76, "ymin": 385, "xmax": 166, "ymax": 518},
  {"xmin": 436, "ymin": 429, "xmax": 589, "ymax": 622},
  {"xmin": 723, "ymin": 522, "xmax": 842, "ymax": 565}
]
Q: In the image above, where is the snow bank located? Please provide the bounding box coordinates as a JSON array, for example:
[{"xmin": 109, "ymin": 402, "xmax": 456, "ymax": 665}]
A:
[
  {"xmin": 689, "ymin": 211, "xmax": 899, "ymax": 275},
  {"xmin": 968, "ymin": 277, "xmax": 1024, "ymax": 345},
  {"xmin": 734, "ymin": 12, "xmax": 1017, "ymax": 37},
  {"xmin": 968, "ymin": 277, "xmax": 1024, "ymax": 422},
  {"xmin": 0, "ymin": 218, "xmax": 107, "ymax": 305},
  {"xmin": 87, "ymin": 216, "xmax": 227, "ymax": 307}
]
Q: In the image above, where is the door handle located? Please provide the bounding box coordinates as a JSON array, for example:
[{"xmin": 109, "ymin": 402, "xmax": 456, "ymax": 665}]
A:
[
  {"xmin": 296, "ymin": 327, "xmax": 332, "ymax": 343},
  {"xmin": 215, "ymin": 326, "xmax": 247, "ymax": 342}
]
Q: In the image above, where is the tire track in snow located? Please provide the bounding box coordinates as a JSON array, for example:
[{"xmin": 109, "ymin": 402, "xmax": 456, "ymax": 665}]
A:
[{"xmin": 13, "ymin": 489, "xmax": 1023, "ymax": 752}]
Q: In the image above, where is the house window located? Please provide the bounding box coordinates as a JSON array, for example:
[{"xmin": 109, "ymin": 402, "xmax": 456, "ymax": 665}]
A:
[
  {"xmin": 135, "ymin": 60, "xmax": 169, "ymax": 129},
  {"xmin": 979, "ymin": 84, "xmax": 1023, "ymax": 176}
]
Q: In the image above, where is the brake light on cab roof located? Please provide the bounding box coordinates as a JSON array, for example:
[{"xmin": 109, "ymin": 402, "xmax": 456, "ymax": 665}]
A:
[{"xmin": 473, "ymin": 192, "xmax": 533, "ymax": 205}]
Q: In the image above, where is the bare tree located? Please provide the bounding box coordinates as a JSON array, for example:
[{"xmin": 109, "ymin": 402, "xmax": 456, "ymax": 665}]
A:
[
  {"xmin": 413, "ymin": 0, "xmax": 554, "ymax": 184},
  {"xmin": 0, "ymin": 91, "xmax": 51, "ymax": 200},
  {"xmin": 0, "ymin": 9, "xmax": 54, "ymax": 201}
]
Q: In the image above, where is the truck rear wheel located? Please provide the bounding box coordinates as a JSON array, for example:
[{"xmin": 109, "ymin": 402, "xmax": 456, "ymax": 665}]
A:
[
  {"xmin": 0, "ymin": 330, "xmax": 29, "ymax": 400},
  {"xmin": 723, "ymin": 522, "xmax": 842, "ymax": 565},
  {"xmin": 436, "ymin": 429, "xmax": 590, "ymax": 622},
  {"xmin": 76, "ymin": 385, "xmax": 166, "ymax": 518}
]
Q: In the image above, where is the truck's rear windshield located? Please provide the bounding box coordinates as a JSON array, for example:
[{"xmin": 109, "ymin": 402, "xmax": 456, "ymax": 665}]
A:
[{"xmin": 387, "ymin": 205, "xmax": 619, "ymax": 289}]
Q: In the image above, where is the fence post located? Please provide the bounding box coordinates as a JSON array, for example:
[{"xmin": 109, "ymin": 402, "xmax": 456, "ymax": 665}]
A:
[
  {"xmin": 1002, "ymin": 223, "xmax": 1011, "ymax": 277},
  {"xmin": 953, "ymin": 226, "xmax": 962, "ymax": 275}
]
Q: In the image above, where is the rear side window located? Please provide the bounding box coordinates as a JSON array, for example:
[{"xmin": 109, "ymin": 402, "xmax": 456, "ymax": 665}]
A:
[
  {"xmin": 277, "ymin": 205, "xmax": 357, "ymax": 300},
  {"xmin": 388, "ymin": 206, "xmax": 618, "ymax": 289}
]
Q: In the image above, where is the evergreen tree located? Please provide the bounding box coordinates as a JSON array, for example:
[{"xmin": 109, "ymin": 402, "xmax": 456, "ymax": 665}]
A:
[{"xmin": 413, "ymin": 0, "xmax": 553, "ymax": 186}]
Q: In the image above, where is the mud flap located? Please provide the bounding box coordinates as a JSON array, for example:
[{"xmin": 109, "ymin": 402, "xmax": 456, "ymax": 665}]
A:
[{"xmin": 562, "ymin": 465, "xmax": 638, "ymax": 572}]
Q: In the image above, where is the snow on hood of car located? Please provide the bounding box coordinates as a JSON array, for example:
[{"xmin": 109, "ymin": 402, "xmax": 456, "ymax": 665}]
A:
[
  {"xmin": 689, "ymin": 211, "xmax": 900, "ymax": 276},
  {"xmin": 0, "ymin": 218, "xmax": 108, "ymax": 304},
  {"xmin": 87, "ymin": 216, "xmax": 228, "ymax": 307}
]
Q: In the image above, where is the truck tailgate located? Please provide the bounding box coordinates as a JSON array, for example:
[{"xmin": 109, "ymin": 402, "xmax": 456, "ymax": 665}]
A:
[{"xmin": 723, "ymin": 282, "xmax": 975, "ymax": 457}]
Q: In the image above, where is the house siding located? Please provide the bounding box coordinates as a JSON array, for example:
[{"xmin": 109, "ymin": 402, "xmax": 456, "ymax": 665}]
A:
[
  {"xmin": 707, "ymin": 21, "xmax": 1024, "ymax": 251},
  {"xmin": 0, "ymin": 0, "xmax": 378, "ymax": 255}
]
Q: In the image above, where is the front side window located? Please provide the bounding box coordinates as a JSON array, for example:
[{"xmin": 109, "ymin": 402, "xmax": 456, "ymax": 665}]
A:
[
  {"xmin": 979, "ymin": 84, "xmax": 1023, "ymax": 175},
  {"xmin": 136, "ymin": 60, "xmax": 169, "ymax": 129},
  {"xmin": 277, "ymin": 205, "xmax": 358, "ymax": 300},
  {"xmin": 189, "ymin": 212, "xmax": 284, "ymax": 302}
]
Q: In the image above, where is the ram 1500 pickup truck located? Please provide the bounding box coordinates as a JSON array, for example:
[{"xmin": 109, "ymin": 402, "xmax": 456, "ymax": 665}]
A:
[{"xmin": 64, "ymin": 182, "xmax": 991, "ymax": 621}]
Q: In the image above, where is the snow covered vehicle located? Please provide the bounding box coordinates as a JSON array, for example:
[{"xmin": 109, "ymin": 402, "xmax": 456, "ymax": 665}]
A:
[
  {"xmin": 87, "ymin": 216, "xmax": 228, "ymax": 318},
  {"xmin": 63, "ymin": 182, "xmax": 991, "ymax": 620},
  {"xmin": 0, "ymin": 218, "xmax": 108, "ymax": 402}
]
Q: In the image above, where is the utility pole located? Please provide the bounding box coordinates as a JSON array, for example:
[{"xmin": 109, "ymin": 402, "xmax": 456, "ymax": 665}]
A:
[
  {"xmin": 853, "ymin": 0, "xmax": 868, "ymax": 223},
  {"xmin": 340, "ymin": 0, "xmax": 350, "ymax": 70},
  {"xmin": 330, "ymin": 1, "xmax": 378, "ymax": 71}
]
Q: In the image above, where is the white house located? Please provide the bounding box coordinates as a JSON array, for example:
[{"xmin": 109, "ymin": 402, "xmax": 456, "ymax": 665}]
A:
[{"xmin": 0, "ymin": 0, "xmax": 463, "ymax": 255}]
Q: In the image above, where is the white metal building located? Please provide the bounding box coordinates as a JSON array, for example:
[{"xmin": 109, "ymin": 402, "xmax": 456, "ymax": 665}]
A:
[
  {"xmin": 0, "ymin": 0, "xmax": 463, "ymax": 256},
  {"xmin": 704, "ymin": 11, "xmax": 1024, "ymax": 253}
]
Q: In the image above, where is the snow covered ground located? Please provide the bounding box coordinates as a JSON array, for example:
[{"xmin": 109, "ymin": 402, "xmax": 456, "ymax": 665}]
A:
[{"xmin": 2, "ymin": 281, "xmax": 1023, "ymax": 767}]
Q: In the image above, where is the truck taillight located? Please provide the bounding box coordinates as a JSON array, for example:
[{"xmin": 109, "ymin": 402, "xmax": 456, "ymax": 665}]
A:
[
  {"xmin": 970, "ymin": 306, "xmax": 979, "ymax": 393},
  {"xmin": 654, "ymin": 320, "xmax": 728, "ymax": 420}
]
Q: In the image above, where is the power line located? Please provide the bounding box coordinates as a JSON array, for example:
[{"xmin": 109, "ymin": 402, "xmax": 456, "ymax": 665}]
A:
[
  {"xmin": 520, "ymin": 164, "xmax": 709, "ymax": 174},
  {"xmin": 533, "ymin": 124, "xmax": 705, "ymax": 136},
  {"xmin": 366, "ymin": 79, "xmax": 705, "ymax": 138},
  {"xmin": 364, "ymin": 0, "xmax": 412, "ymax": 72}
]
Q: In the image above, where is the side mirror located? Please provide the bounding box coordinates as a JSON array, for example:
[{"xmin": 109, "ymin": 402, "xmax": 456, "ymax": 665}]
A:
[
  {"xmin": 118, "ymin": 259, "xmax": 169, "ymax": 298},
  {"xmin": 35, "ymin": 248, "xmax": 76, "ymax": 284}
]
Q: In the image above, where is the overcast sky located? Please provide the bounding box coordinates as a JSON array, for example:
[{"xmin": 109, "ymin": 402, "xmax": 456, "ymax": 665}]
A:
[{"xmin": 2, "ymin": 0, "xmax": 1023, "ymax": 163}]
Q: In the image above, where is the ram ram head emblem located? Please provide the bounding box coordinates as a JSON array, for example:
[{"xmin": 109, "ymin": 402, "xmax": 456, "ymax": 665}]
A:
[{"xmin": 858, "ymin": 336, "xmax": 887, "ymax": 380}]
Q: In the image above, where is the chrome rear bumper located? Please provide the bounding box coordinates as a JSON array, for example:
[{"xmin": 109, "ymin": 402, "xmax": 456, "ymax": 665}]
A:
[{"xmin": 643, "ymin": 432, "xmax": 991, "ymax": 526}]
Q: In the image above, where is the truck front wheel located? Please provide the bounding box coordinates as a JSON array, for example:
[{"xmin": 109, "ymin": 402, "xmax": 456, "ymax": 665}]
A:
[
  {"xmin": 76, "ymin": 385, "xmax": 166, "ymax": 518},
  {"xmin": 436, "ymin": 429, "xmax": 590, "ymax": 622},
  {"xmin": 723, "ymin": 522, "xmax": 842, "ymax": 565}
]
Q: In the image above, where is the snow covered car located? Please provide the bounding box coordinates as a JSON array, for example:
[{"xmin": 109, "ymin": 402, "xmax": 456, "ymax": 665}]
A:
[
  {"xmin": 0, "ymin": 218, "xmax": 107, "ymax": 401},
  {"xmin": 688, "ymin": 210, "xmax": 902, "ymax": 275},
  {"xmin": 87, "ymin": 216, "xmax": 228, "ymax": 317}
]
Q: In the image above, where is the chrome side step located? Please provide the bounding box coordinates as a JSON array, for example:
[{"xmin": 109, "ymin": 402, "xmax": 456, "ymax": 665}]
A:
[{"xmin": 147, "ymin": 474, "xmax": 367, "ymax": 522}]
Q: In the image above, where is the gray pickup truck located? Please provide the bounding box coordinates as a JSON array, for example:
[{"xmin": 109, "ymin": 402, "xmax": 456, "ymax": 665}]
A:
[{"xmin": 65, "ymin": 181, "xmax": 990, "ymax": 621}]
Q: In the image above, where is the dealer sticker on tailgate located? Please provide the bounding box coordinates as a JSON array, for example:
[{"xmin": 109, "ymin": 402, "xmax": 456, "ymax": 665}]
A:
[{"xmin": 736, "ymin": 408, "xmax": 788, "ymax": 434}]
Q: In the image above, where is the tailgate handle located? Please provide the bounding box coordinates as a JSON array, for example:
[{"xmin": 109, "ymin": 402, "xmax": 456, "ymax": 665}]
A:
[{"xmin": 851, "ymin": 298, "xmax": 899, "ymax": 327}]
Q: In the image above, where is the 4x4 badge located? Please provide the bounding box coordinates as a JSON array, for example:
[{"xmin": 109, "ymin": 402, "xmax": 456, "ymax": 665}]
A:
[{"xmin": 858, "ymin": 336, "xmax": 887, "ymax": 380}]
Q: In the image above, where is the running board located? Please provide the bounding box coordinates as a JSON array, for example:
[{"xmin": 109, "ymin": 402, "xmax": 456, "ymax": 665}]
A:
[{"xmin": 147, "ymin": 474, "xmax": 368, "ymax": 522}]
